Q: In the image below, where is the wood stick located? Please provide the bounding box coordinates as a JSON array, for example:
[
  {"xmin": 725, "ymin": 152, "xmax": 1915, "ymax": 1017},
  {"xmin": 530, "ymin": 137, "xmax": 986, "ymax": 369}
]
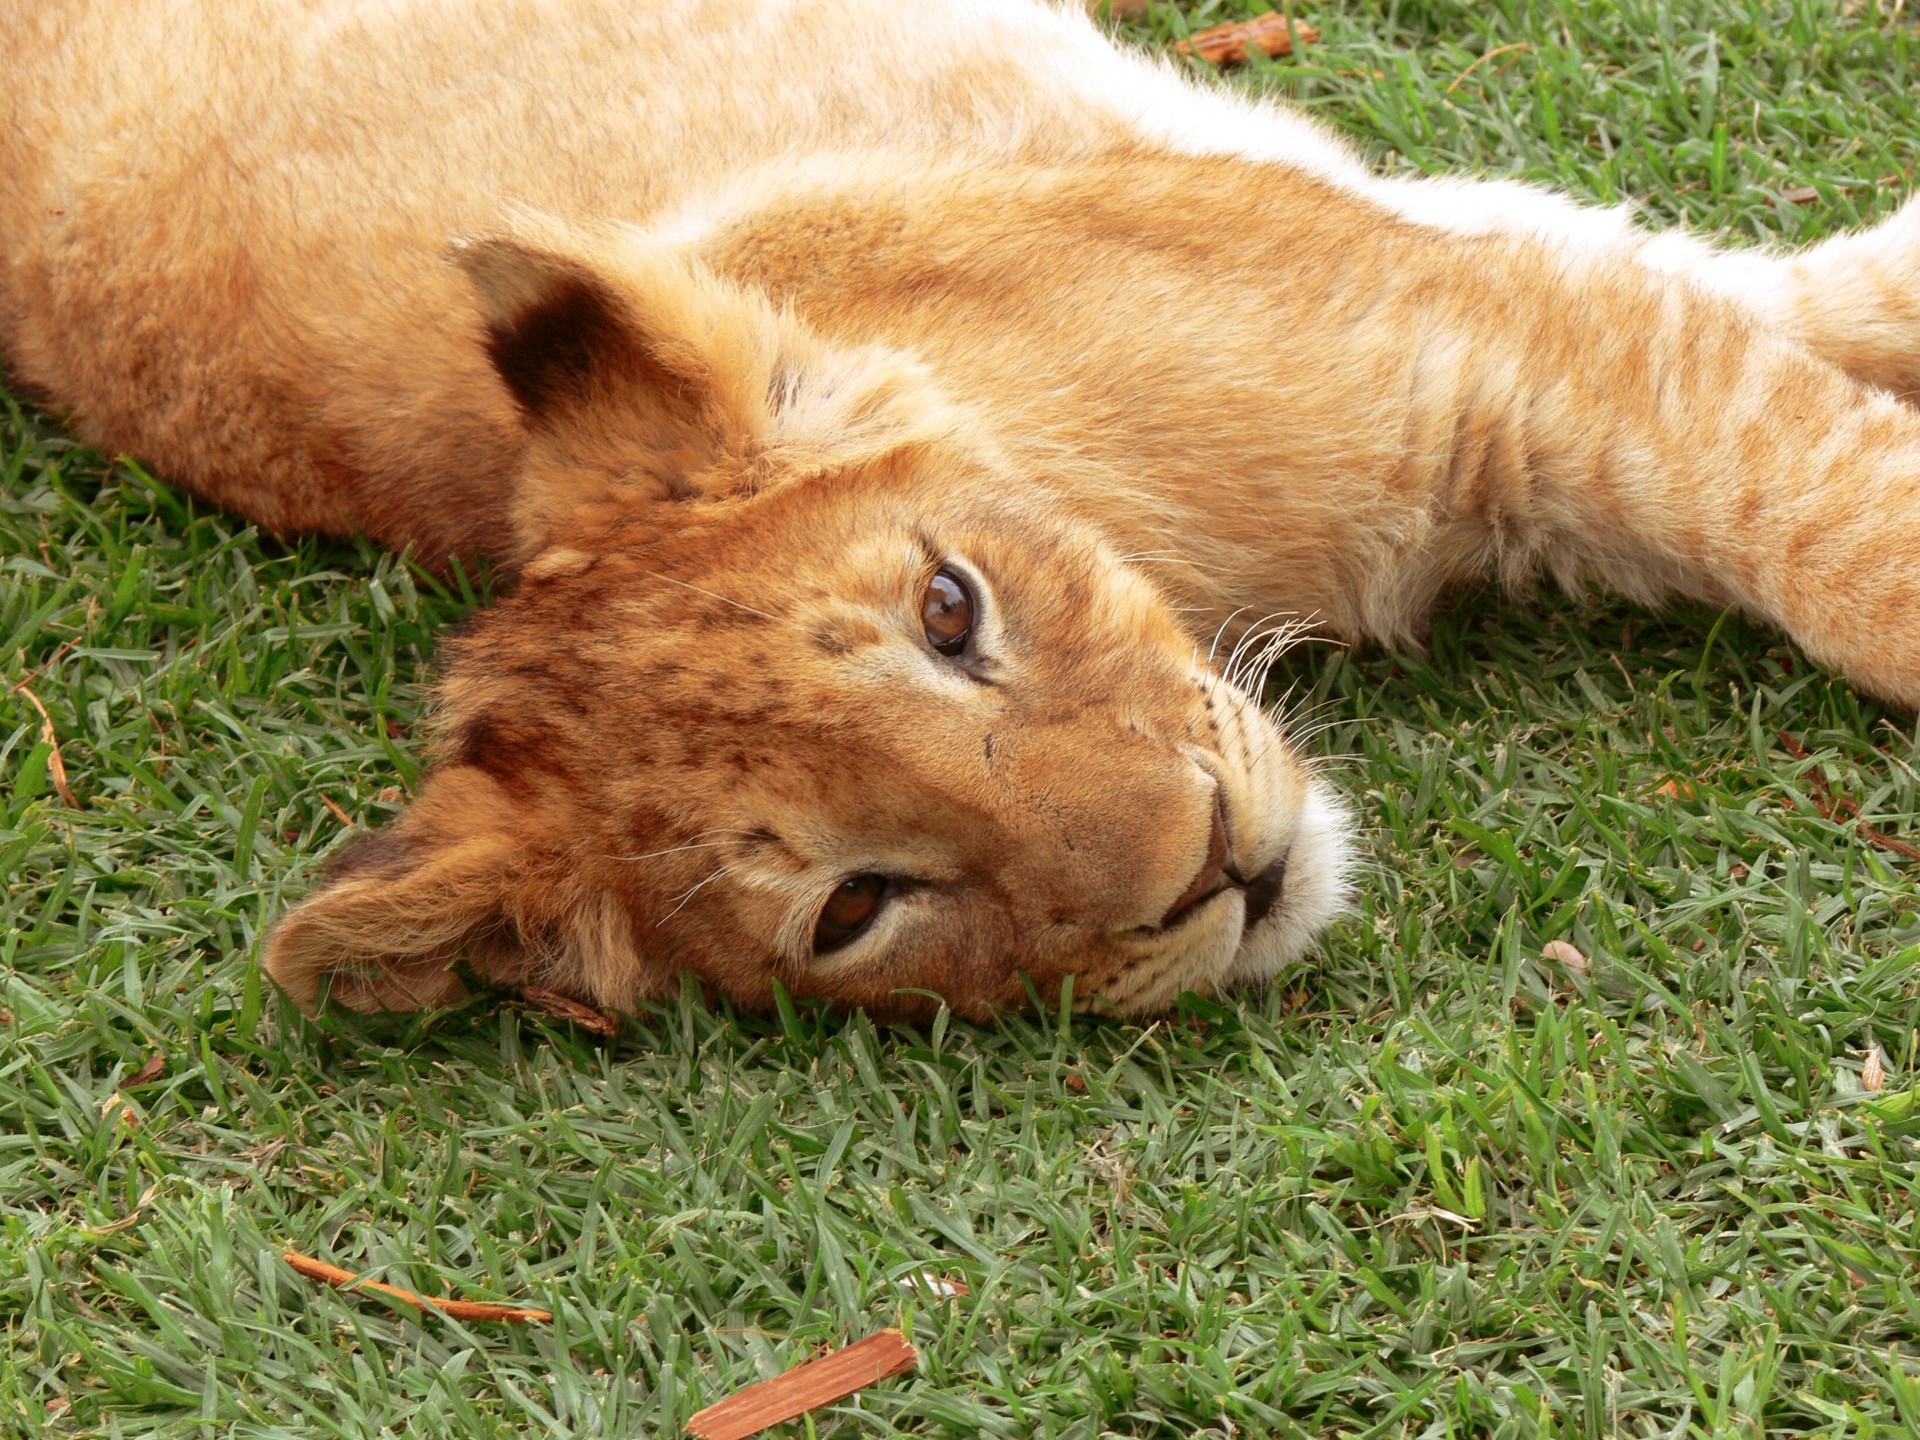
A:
[
  {"xmin": 1176, "ymin": 11, "xmax": 1319, "ymax": 65},
  {"xmin": 687, "ymin": 1329, "xmax": 918, "ymax": 1440},
  {"xmin": 282, "ymin": 1249, "xmax": 552, "ymax": 1323}
]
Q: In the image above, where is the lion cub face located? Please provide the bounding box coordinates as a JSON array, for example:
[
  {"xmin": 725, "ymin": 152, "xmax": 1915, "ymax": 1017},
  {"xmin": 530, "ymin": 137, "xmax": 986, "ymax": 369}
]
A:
[{"xmin": 263, "ymin": 220, "xmax": 1349, "ymax": 1019}]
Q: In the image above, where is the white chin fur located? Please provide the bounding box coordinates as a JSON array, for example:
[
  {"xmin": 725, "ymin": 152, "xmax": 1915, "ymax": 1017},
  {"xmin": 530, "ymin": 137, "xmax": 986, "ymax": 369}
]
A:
[{"xmin": 1223, "ymin": 776, "xmax": 1354, "ymax": 988}]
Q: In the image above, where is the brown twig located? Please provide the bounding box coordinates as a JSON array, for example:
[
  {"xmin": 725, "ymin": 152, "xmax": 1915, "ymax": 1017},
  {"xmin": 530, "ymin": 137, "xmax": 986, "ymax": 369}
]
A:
[
  {"xmin": 687, "ymin": 1329, "xmax": 919, "ymax": 1440},
  {"xmin": 1777, "ymin": 731, "xmax": 1920, "ymax": 863},
  {"xmin": 1175, "ymin": 11, "xmax": 1319, "ymax": 65},
  {"xmin": 282, "ymin": 1249, "xmax": 552, "ymax": 1323},
  {"xmin": 319, "ymin": 794, "xmax": 356, "ymax": 827},
  {"xmin": 7, "ymin": 681, "xmax": 78, "ymax": 807}
]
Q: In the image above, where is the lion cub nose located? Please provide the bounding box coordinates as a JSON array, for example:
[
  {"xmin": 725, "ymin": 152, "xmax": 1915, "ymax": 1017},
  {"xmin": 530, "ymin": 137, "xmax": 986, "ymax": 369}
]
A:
[{"xmin": 1160, "ymin": 791, "xmax": 1232, "ymax": 928}]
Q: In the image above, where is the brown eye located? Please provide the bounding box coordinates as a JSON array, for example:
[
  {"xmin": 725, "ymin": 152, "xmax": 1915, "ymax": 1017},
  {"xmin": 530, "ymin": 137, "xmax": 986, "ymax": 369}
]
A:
[
  {"xmin": 921, "ymin": 567, "xmax": 974, "ymax": 656},
  {"xmin": 814, "ymin": 874, "xmax": 889, "ymax": 952}
]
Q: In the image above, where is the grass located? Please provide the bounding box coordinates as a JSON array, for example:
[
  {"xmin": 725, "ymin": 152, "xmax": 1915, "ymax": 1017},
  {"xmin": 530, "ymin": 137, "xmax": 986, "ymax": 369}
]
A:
[{"xmin": 5, "ymin": 0, "xmax": 1920, "ymax": 1434}]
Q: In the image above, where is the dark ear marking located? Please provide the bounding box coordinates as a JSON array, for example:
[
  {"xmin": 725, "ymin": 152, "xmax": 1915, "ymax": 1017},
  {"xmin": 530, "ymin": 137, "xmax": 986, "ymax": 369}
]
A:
[
  {"xmin": 455, "ymin": 236, "xmax": 702, "ymax": 428},
  {"xmin": 483, "ymin": 268, "xmax": 632, "ymax": 417}
]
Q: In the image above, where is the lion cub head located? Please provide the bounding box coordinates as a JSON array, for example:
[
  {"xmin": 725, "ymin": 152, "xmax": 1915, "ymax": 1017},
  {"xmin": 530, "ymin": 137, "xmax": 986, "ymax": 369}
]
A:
[{"xmin": 263, "ymin": 217, "xmax": 1350, "ymax": 1020}]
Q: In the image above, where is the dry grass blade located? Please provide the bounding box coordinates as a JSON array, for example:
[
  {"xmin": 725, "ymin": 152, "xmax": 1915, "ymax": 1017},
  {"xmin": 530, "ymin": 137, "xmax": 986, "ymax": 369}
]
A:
[
  {"xmin": 1445, "ymin": 40, "xmax": 1533, "ymax": 94},
  {"xmin": 282, "ymin": 1249, "xmax": 552, "ymax": 1323},
  {"xmin": 85, "ymin": 1182, "xmax": 161, "ymax": 1235},
  {"xmin": 686, "ymin": 1329, "xmax": 919, "ymax": 1440},
  {"xmin": 8, "ymin": 681, "xmax": 77, "ymax": 807},
  {"xmin": 1175, "ymin": 11, "xmax": 1319, "ymax": 64}
]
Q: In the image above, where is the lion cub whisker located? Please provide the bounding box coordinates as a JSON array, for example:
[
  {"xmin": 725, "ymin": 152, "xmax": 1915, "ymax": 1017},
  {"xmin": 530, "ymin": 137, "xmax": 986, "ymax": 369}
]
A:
[
  {"xmin": 609, "ymin": 834, "xmax": 760, "ymax": 866},
  {"xmin": 654, "ymin": 866, "xmax": 738, "ymax": 930}
]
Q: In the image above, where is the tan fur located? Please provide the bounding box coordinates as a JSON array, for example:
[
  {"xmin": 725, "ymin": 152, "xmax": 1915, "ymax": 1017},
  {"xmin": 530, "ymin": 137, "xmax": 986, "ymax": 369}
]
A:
[{"xmin": 5, "ymin": 0, "xmax": 1919, "ymax": 1018}]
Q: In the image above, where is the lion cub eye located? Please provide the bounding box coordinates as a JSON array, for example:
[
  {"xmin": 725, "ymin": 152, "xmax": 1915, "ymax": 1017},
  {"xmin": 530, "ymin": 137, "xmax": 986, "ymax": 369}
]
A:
[
  {"xmin": 815, "ymin": 874, "xmax": 890, "ymax": 952},
  {"xmin": 921, "ymin": 567, "xmax": 974, "ymax": 656}
]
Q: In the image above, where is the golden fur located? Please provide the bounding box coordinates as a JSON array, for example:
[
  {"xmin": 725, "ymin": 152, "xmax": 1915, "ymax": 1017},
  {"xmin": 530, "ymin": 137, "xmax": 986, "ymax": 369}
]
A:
[{"xmin": 4, "ymin": 0, "xmax": 1918, "ymax": 1018}]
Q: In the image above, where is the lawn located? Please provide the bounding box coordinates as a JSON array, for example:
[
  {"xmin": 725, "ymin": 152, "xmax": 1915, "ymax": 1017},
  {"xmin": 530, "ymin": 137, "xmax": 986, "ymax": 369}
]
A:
[{"xmin": 5, "ymin": 1, "xmax": 1920, "ymax": 1435}]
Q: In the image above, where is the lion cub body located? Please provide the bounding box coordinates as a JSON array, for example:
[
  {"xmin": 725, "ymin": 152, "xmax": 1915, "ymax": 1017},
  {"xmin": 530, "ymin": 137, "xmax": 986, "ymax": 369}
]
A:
[{"xmin": 6, "ymin": 1, "xmax": 1920, "ymax": 1015}]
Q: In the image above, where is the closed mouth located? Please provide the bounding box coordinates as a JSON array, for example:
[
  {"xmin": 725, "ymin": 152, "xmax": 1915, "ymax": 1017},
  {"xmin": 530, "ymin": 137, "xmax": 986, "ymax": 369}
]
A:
[{"xmin": 1156, "ymin": 876, "xmax": 1234, "ymax": 931}]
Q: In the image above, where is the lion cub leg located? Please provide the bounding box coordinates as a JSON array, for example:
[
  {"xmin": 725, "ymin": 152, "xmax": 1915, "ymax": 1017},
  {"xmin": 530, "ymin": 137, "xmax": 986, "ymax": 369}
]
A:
[
  {"xmin": 1400, "ymin": 242, "xmax": 1920, "ymax": 706},
  {"xmin": 1364, "ymin": 173, "xmax": 1920, "ymax": 399},
  {"xmin": 1629, "ymin": 196, "xmax": 1920, "ymax": 402}
]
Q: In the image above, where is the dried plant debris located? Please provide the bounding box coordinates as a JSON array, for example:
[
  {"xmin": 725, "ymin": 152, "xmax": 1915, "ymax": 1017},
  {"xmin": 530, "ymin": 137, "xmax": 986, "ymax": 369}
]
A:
[
  {"xmin": 118, "ymin": 1053, "xmax": 166, "ymax": 1089},
  {"xmin": 518, "ymin": 984, "xmax": 621, "ymax": 1036},
  {"xmin": 687, "ymin": 1330, "xmax": 919, "ymax": 1440},
  {"xmin": 1176, "ymin": 11, "xmax": 1319, "ymax": 65},
  {"xmin": 1778, "ymin": 731, "xmax": 1920, "ymax": 862},
  {"xmin": 1540, "ymin": 939, "xmax": 1589, "ymax": 974},
  {"xmin": 282, "ymin": 1250, "xmax": 552, "ymax": 1323}
]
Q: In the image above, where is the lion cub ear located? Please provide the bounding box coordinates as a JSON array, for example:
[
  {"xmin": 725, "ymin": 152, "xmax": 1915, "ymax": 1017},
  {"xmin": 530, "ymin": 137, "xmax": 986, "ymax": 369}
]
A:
[
  {"xmin": 261, "ymin": 767, "xmax": 641, "ymax": 1014},
  {"xmin": 453, "ymin": 218, "xmax": 955, "ymax": 553},
  {"xmin": 456, "ymin": 229, "xmax": 733, "ymax": 441}
]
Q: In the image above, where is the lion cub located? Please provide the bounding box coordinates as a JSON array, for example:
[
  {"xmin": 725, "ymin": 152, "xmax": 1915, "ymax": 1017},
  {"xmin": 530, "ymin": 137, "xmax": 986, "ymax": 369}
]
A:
[{"xmin": 4, "ymin": 0, "xmax": 1918, "ymax": 1018}]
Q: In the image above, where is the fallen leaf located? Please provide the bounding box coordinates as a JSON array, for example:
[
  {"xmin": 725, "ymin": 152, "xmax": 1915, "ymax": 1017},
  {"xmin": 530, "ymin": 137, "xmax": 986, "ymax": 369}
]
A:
[
  {"xmin": 1783, "ymin": 185, "xmax": 1821, "ymax": 205},
  {"xmin": 1863, "ymin": 1047, "xmax": 1887, "ymax": 1093},
  {"xmin": 1176, "ymin": 11, "xmax": 1319, "ymax": 65},
  {"xmin": 120, "ymin": 1053, "xmax": 166, "ymax": 1090},
  {"xmin": 520, "ymin": 986, "xmax": 620, "ymax": 1037},
  {"xmin": 282, "ymin": 1249, "xmax": 552, "ymax": 1323},
  {"xmin": 1653, "ymin": 777, "xmax": 1695, "ymax": 800},
  {"xmin": 1541, "ymin": 940, "xmax": 1588, "ymax": 973},
  {"xmin": 687, "ymin": 1330, "xmax": 919, "ymax": 1440}
]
